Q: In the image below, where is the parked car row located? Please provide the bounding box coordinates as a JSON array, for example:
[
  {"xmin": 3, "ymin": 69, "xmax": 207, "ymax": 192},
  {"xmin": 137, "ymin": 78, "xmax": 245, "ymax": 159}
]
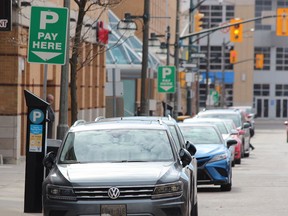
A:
[
  {"xmin": 178, "ymin": 107, "xmax": 256, "ymax": 192},
  {"xmin": 42, "ymin": 106, "xmax": 255, "ymax": 215}
]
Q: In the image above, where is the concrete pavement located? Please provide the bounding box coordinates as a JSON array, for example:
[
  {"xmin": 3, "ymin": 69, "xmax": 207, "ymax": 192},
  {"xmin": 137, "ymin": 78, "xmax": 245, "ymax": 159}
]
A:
[{"xmin": 0, "ymin": 161, "xmax": 42, "ymax": 216}]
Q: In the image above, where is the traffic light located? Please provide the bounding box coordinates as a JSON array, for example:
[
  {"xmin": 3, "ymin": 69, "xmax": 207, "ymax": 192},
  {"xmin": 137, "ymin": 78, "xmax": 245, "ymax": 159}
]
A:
[
  {"xmin": 194, "ymin": 10, "xmax": 204, "ymax": 32},
  {"xmin": 230, "ymin": 50, "xmax": 237, "ymax": 64},
  {"xmin": 230, "ymin": 19, "xmax": 243, "ymax": 42},
  {"xmin": 180, "ymin": 71, "xmax": 186, "ymax": 88},
  {"xmin": 255, "ymin": 54, "xmax": 264, "ymax": 69},
  {"xmin": 276, "ymin": 8, "xmax": 288, "ymax": 36}
]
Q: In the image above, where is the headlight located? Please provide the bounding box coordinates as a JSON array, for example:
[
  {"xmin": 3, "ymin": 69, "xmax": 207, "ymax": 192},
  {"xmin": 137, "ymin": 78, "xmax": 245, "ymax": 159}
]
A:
[
  {"xmin": 152, "ymin": 182, "xmax": 183, "ymax": 199},
  {"xmin": 46, "ymin": 184, "xmax": 76, "ymax": 201},
  {"xmin": 209, "ymin": 153, "xmax": 228, "ymax": 163}
]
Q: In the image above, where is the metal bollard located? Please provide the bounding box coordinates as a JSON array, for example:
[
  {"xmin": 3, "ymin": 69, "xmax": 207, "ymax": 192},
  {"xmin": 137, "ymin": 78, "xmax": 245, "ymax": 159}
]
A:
[
  {"xmin": 285, "ymin": 121, "xmax": 288, "ymax": 143},
  {"xmin": 0, "ymin": 154, "xmax": 3, "ymax": 165}
]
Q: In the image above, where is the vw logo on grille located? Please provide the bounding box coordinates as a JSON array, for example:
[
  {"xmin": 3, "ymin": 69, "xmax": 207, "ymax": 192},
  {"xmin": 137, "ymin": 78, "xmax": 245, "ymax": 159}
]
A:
[{"xmin": 108, "ymin": 187, "xmax": 120, "ymax": 199}]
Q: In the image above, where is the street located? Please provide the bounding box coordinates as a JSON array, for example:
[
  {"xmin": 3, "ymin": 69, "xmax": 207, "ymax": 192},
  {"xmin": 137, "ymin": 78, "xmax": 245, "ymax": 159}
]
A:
[
  {"xmin": 198, "ymin": 119, "xmax": 288, "ymax": 216},
  {"xmin": 0, "ymin": 119, "xmax": 288, "ymax": 216}
]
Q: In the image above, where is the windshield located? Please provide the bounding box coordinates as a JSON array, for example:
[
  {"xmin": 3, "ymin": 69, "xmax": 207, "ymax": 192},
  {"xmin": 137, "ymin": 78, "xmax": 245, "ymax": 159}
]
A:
[
  {"xmin": 59, "ymin": 129, "xmax": 174, "ymax": 163},
  {"xmin": 199, "ymin": 114, "xmax": 241, "ymax": 127},
  {"xmin": 179, "ymin": 126, "xmax": 223, "ymax": 144}
]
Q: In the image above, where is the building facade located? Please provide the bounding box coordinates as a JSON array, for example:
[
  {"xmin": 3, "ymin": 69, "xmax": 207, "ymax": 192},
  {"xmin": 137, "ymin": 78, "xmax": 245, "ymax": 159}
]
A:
[
  {"xmin": 0, "ymin": 0, "xmax": 181, "ymax": 163},
  {"xmin": 0, "ymin": 0, "xmax": 107, "ymax": 163},
  {"xmin": 193, "ymin": 0, "xmax": 288, "ymax": 119}
]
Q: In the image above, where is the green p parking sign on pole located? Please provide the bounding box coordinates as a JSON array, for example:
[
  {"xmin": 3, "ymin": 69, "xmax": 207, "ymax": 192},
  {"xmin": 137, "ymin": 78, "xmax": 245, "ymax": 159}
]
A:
[
  {"xmin": 28, "ymin": 6, "xmax": 68, "ymax": 65},
  {"xmin": 157, "ymin": 66, "xmax": 176, "ymax": 93}
]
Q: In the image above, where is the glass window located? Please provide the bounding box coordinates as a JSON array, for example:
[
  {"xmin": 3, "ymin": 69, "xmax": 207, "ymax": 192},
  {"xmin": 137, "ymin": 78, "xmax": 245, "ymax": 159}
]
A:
[
  {"xmin": 179, "ymin": 126, "xmax": 222, "ymax": 145},
  {"xmin": 255, "ymin": 0, "xmax": 272, "ymax": 30},
  {"xmin": 253, "ymin": 84, "xmax": 270, "ymax": 96},
  {"xmin": 276, "ymin": 47, "xmax": 288, "ymax": 71},
  {"xmin": 60, "ymin": 129, "xmax": 174, "ymax": 163},
  {"xmin": 168, "ymin": 125, "xmax": 181, "ymax": 152},
  {"xmin": 275, "ymin": 84, "xmax": 288, "ymax": 97},
  {"xmin": 109, "ymin": 45, "xmax": 131, "ymax": 64},
  {"xmin": 199, "ymin": 46, "xmax": 232, "ymax": 71}
]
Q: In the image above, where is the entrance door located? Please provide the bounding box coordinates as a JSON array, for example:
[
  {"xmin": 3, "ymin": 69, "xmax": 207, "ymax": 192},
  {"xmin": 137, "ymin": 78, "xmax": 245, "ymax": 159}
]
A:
[
  {"xmin": 123, "ymin": 79, "xmax": 136, "ymax": 116},
  {"xmin": 255, "ymin": 98, "xmax": 269, "ymax": 118},
  {"xmin": 276, "ymin": 98, "xmax": 288, "ymax": 118}
]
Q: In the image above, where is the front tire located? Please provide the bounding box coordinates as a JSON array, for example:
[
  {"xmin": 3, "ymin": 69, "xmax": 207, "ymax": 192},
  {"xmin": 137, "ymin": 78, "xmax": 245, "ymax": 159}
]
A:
[
  {"xmin": 191, "ymin": 202, "xmax": 198, "ymax": 216},
  {"xmin": 235, "ymin": 157, "xmax": 241, "ymax": 164},
  {"xmin": 221, "ymin": 183, "xmax": 232, "ymax": 191}
]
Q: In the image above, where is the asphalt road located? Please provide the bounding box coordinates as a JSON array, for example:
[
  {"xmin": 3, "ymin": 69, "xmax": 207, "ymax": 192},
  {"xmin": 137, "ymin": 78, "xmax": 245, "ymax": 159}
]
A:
[
  {"xmin": 0, "ymin": 119, "xmax": 287, "ymax": 216},
  {"xmin": 198, "ymin": 119, "xmax": 288, "ymax": 216}
]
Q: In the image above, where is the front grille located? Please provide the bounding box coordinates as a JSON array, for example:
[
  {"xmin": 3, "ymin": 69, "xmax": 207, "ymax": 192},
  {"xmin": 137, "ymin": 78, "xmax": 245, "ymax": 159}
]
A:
[
  {"xmin": 196, "ymin": 156, "xmax": 210, "ymax": 167},
  {"xmin": 215, "ymin": 167, "xmax": 228, "ymax": 177},
  {"xmin": 197, "ymin": 170, "xmax": 212, "ymax": 181},
  {"xmin": 73, "ymin": 186, "xmax": 155, "ymax": 200}
]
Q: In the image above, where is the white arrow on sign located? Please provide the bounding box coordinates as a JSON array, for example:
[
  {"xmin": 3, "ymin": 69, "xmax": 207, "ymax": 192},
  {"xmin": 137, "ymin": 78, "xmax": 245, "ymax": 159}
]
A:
[
  {"xmin": 160, "ymin": 86, "xmax": 173, "ymax": 91},
  {"xmin": 32, "ymin": 51, "xmax": 62, "ymax": 61}
]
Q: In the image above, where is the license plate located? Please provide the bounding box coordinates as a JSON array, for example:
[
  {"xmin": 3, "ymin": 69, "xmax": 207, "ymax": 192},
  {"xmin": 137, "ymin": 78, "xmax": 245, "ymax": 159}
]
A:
[{"xmin": 101, "ymin": 204, "xmax": 126, "ymax": 216}]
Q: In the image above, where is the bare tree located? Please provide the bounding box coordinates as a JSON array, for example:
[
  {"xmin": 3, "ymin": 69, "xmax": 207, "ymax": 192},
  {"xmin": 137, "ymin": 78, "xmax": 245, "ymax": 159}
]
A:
[{"xmin": 70, "ymin": 0, "xmax": 122, "ymax": 123}]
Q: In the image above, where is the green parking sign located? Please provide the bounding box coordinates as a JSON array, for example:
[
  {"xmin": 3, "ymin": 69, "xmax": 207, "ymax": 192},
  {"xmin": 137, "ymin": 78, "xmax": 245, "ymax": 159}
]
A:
[
  {"xmin": 157, "ymin": 66, "xmax": 176, "ymax": 93},
  {"xmin": 28, "ymin": 6, "xmax": 68, "ymax": 65}
]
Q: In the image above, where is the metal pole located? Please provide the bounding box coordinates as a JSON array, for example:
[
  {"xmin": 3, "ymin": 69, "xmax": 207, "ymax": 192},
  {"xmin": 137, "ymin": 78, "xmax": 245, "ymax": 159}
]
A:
[
  {"xmin": 43, "ymin": 64, "xmax": 48, "ymax": 100},
  {"xmin": 57, "ymin": 0, "xmax": 70, "ymax": 140},
  {"xmin": 221, "ymin": 38, "xmax": 226, "ymax": 107},
  {"xmin": 140, "ymin": 0, "xmax": 150, "ymax": 116},
  {"xmin": 205, "ymin": 24, "xmax": 210, "ymax": 107},
  {"xmin": 112, "ymin": 68, "xmax": 117, "ymax": 117},
  {"xmin": 173, "ymin": 0, "xmax": 181, "ymax": 118},
  {"xmin": 165, "ymin": 25, "xmax": 171, "ymax": 116},
  {"xmin": 186, "ymin": 0, "xmax": 194, "ymax": 116}
]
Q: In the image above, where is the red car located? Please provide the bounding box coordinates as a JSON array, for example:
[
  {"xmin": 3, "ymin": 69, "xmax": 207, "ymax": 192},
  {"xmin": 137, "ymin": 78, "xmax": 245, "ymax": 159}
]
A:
[{"xmin": 223, "ymin": 119, "xmax": 244, "ymax": 165}]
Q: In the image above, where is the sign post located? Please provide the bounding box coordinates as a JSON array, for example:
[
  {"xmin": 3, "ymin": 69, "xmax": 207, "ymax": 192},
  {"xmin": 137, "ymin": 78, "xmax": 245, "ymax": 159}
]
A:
[
  {"xmin": 157, "ymin": 66, "xmax": 176, "ymax": 93},
  {"xmin": 28, "ymin": 6, "xmax": 68, "ymax": 65}
]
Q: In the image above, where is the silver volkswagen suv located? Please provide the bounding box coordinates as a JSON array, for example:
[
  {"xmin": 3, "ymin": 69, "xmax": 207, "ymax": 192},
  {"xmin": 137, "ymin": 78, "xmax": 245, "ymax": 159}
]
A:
[{"xmin": 42, "ymin": 119, "xmax": 196, "ymax": 216}]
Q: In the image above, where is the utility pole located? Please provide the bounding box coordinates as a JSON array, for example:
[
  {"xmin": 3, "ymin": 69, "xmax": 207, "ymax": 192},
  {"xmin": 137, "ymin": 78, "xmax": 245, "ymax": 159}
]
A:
[
  {"xmin": 165, "ymin": 25, "xmax": 171, "ymax": 115},
  {"xmin": 205, "ymin": 17, "xmax": 211, "ymax": 107},
  {"xmin": 57, "ymin": 0, "xmax": 70, "ymax": 140},
  {"xmin": 186, "ymin": 0, "xmax": 194, "ymax": 116},
  {"xmin": 139, "ymin": 0, "xmax": 150, "ymax": 116},
  {"xmin": 221, "ymin": 38, "xmax": 226, "ymax": 107},
  {"xmin": 173, "ymin": 0, "xmax": 181, "ymax": 118}
]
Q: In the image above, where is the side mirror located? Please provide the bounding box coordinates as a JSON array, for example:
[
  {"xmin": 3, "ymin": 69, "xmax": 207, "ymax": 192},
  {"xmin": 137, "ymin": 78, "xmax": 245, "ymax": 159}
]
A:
[
  {"xmin": 226, "ymin": 139, "xmax": 238, "ymax": 148},
  {"xmin": 243, "ymin": 122, "xmax": 251, "ymax": 129},
  {"xmin": 185, "ymin": 141, "xmax": 197, "ymax": 156},
  {"xmin": 285, "ymin": 121, "xmax": 288, "ymax": 126},
  {"xmin": 179, "ymin": 148, "xmax": 192, "ymax": 167},
  {"xmin": 43, "ymin": 151, "xmax": 56, "ymax": 170}
]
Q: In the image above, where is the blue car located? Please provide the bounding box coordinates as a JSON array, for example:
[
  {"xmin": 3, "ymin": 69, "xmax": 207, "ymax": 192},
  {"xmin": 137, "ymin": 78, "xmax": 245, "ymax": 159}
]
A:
[{"xmin": 179, "ymin": 123, "xmax": 237, "ymax": 191}]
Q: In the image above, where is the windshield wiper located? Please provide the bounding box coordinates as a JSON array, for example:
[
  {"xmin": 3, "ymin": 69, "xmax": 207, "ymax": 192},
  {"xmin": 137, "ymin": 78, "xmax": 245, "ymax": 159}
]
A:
[{"xmin": 111, "ymin": 160, "xmax": 149, "ymax": 163}]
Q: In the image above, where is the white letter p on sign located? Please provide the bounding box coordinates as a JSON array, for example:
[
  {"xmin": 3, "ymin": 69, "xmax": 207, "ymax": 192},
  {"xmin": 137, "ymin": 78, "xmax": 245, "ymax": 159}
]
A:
[
  {"xmin": 33, "ymin": 111, "xmax": 42, "ymax": 122},
  {"xmin": 40, "ymin": 11, "xmax": 59, "ymax": 30},
  {"xmin": 162, "ymin": 68, "xmax": 172, "ymax": 79}
]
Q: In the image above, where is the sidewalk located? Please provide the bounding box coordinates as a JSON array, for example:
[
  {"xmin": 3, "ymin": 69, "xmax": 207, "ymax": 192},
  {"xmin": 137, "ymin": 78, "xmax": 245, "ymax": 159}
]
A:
[{"xmin": 0, "ymin": 162, "xmax": 42, "ymax": 216}]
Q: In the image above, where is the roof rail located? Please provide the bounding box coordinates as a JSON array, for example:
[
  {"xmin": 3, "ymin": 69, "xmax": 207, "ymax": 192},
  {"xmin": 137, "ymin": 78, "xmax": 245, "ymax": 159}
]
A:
[
  {"xmin": 95, "ymin": 116, "xmax": 105, "ymax": 122},
  {"xmin": 167, "ymin": 115, "xmax": 172, "ymax": 120},
  {"xmin": 158, "ymin": 119, "xmax": 163, "ymax": 125},
  {"xmin": 72, "ymin": 120, "xmax": 86, "ymax": 127}
]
